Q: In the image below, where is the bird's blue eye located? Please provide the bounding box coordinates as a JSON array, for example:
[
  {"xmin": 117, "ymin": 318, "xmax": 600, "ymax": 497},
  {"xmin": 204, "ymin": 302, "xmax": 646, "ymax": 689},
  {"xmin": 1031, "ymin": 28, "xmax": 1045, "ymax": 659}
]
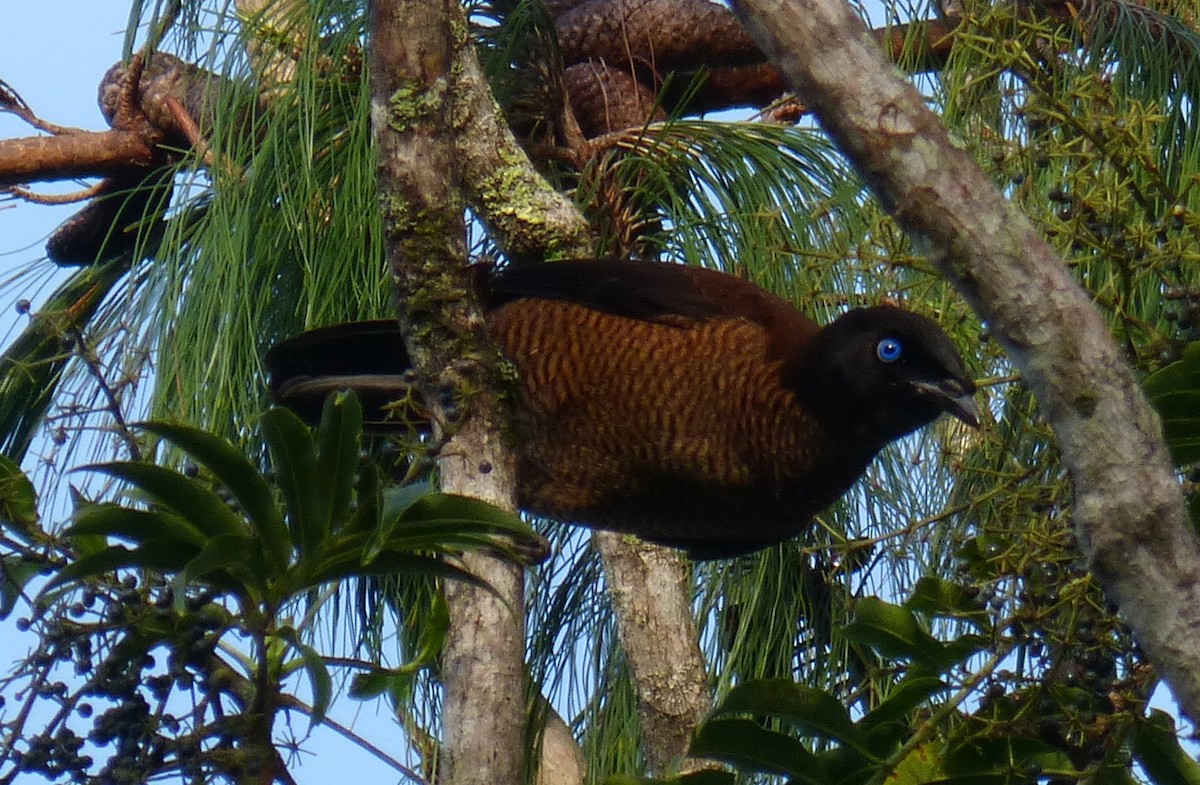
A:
[{"xmin": 876, "ymin": 337, "xmax": 902, "ymax": 363}]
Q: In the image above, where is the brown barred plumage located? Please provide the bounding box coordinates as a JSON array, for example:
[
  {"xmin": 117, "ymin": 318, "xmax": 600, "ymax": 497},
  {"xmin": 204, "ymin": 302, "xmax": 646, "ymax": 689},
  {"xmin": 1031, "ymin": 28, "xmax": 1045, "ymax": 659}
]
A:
[{"xmin": 267, "ymin": 260, "xmax": 978, "ymax": 558}]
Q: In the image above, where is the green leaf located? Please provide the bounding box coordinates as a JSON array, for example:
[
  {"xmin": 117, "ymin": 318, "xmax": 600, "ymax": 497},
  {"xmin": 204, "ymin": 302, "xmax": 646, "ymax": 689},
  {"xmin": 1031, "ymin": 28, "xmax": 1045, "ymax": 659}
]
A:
[
  {"xmin": 713, "ymin": 679, "xmax": 866, "ymax": 753},
  {"xmin": 881, "ymin": 741, "xmax": 943, "ymax": 785},
  {"xmin": 313, "ymin": 391, "xmax": 363, "ymax": 536},
  {"xmin": 398, "ymin": 491, "xmax": 528, "ymax": 529},
  {"xmin": 344, "ymin": 461, "xmax": 384, "ymax": 536},
  {"xmin": 42, "ymin": 540, "xmax": 193, "ymax": 594},
  {"xmin": 278, "ymin": 626, "xmax": 332, "ymax": 727},
  {"xmin": 843, "ymin": 597, "xmax": 951, "ymax": 670},
  {"xmin": 0, "ymin": 454, "xmax": 38, "ymax": 543},
  {"xmin": 307, "ymin": 551, "xmax": 490, "ymax": 591},
  {"xmin": 67, "ymin": 487, "xmax": 109, "ymax": 557},
  {"xmin": 139, "ymin": 421, "xmax": 290, "ymax": 576},
  {"xmin": 364, "ymin": 517, "xmax": 543, "ymax": 566},
  {"xmin": 412, "ymin": 590, "xmax": 450, "ymax": 666},
  {"xmin": 381, "ymin": 481, "xmax": 435, "ymax": 526},
  {"xmin": 904, "ymin": 576, "xmax": 991, "ymax": 632},
  {"xmin": 1145, "ymin": 341, "xmax": 1200, "ymax": 465},
  {"xmin": 858, "ymin": 675, "xmax": 947, "ymax": 752},
  {"xmin": 0, "ymin": 258, "xmax": 128, "ymax": 461},
  {"xmin": 343, "ymin": 487, "xmax": 547, "ymax": 569},
  {"xmin": 1, "ymin": 555, "xmax": 43, "ymax": 619},
  {"xmin": 348, "ymin": 669, "xmax": 399, "ymax": 700},
  {"xmin": 67, "ymin": 502, "xmax": 207, "ymax": 550},
  {"xmin": 348, "ymin": 664, "xmax": 421, "ymax": 708},
  {"xmin": 393, "ymin": 491, "xmax": 546, "ymax": 561},
  {"xmin": 1130, "ymin": 709, "xmax": 1200, "ymax": 785},
  {"xmin": 181, "ymin": 534, "xmax": 264, "ymax": 597},
  {"xmin": 690, "ymin": 718, "xmax": 825, "ymax": 784},
  {"xmin": 261, "ymin": 407, "xmax": 318, "ymax": 555},
  {"xmin": 940, "ymin": 634, "xmax": 988, "ymax": 667},
  {"xmin": 1145, "ymin": 341, "xmax": 1200, "ymax": 396},
  {"xmin": 81, "ymin": 462, "xmax": 245, "ymax": 539},
  {"xmin": 942, "ymin": 736, "xmax": 1077, "ymax": 780},
  {"xmin": 365, "ymin": 482, "xmax": 434, "ymax": 562}
]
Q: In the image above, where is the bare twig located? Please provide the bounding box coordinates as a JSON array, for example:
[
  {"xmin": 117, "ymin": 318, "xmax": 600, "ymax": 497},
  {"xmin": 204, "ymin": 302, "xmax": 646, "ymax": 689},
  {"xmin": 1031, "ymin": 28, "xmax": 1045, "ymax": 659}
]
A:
[
  {"xmin": 0, "ymin": 78, "xmax": 84, "ymax": 136},
  {"xmin": 164, "ymin": 96, "xmax": 215, "ymax": 168},
  {"xmin": 5, "ymin": 183, "xmax": 107, "ymax": 205},
  {"xmin": 66, "ymin": 326, "xmax": 142, "ymax": 462}
]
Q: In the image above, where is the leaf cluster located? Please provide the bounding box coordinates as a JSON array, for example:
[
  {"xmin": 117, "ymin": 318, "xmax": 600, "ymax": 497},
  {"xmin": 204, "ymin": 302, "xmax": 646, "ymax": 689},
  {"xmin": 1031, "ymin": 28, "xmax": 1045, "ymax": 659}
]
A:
[
  {"xmin": 629, "ymin": 583, "xmax": 1200, "ymax": 785},
  {"xmin": 0, "ymin": 392, "xmax": 542, "ymax": 784}
]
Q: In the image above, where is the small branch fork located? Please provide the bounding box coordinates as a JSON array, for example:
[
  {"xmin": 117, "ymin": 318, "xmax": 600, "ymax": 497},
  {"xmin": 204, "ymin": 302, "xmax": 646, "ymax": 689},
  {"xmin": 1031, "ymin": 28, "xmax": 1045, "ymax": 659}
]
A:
[
  {"xmin": 0, "ymin": 49, "xmax": 218, "ymax": 200},
  {"xmin": 0, "ymin": 54, "xmax": 164, "ymax": 201},
  {"xmin": 66, "ymin": 324, "xmax": 143, "ymax": 463}
]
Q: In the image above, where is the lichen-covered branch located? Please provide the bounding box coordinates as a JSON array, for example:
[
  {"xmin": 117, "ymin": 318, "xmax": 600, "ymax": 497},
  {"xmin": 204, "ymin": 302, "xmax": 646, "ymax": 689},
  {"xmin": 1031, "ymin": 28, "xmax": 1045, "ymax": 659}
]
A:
[
  {"xmin": 731, "ymin": 0, "xmax": 1200, "ymax": 722},
  {"xmin": 446, "ymin": 2, "xmax": 591, "ymax": 260},
  {"xmin": 369, "ymin": 3, "xmax": 527, "ymax": 785}
]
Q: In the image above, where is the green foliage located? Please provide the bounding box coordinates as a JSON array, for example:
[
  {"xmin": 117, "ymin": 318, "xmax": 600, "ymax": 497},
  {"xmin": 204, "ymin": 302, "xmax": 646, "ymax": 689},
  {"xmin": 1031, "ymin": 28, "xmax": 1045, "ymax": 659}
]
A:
[
  {"xmin": 0, "ymin": 555, "xmax": 40, "ymax": 621},
  {"xmin": 631, "ymin": 588, "xmax": 1194, "ymax": 785},
  {"xmin": 147, "ymin": 4, "xmax": 391, "ymax": 439},
  {"xmin": 577, "ymin": 121, "xmax": 865, "ymax": 293},
  {"xmin": 0, "ymin": 259, "xmax": 131, "ymax": 462},
  {"xmin": 1145, "ymin": 340, "xmax": 1200, "ymax": 466},
  {"xmin": 1144, "ymin": 339, "xmax": 1200, "ymax": 527},
  {"xmin": 50, "ymin": 393, "xmax": 542, "ymax": 608},
  {"xmin": 0, "ymin": 452, "xmax": 38, "ymax": 542},
  {"xmin": 0, "ymin": 392, "xmax": 542, "ymax": 783},
  {"xmin": 653, "ymin": 594, "xmax": 977, "ymax": 785},
  {"xmin": 1130, "ymin": 710, "xmax": 1200, "ymax": 785}
]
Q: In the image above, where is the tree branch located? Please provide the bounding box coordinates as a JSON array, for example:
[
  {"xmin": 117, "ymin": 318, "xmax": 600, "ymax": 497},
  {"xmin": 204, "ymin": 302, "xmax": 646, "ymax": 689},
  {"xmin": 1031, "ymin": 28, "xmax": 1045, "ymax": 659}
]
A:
[
  {"xmin": 447, "ymin": 14, "xmax": 591, "ymax": 261},
  {"xmin": 730, "ymin": 0, "xmax": 1200, "ymax": 722},
  {"xmin": 592, "ymin": 533, "xmax": 711, "ymax": 773},
  {"xmin": 0, "ymin": 131, "xmax": 155, "ymax": 189},
  {"xmin": 369, "ymin": 3, "xmax": 528, "ymax": 785}
]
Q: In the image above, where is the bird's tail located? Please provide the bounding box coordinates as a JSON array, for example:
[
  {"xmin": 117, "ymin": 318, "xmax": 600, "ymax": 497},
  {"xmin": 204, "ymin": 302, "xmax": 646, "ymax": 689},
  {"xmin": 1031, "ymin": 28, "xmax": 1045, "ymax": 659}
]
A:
[{"xmin": 266, "ymin": 320, "xmax": 420, "ymax": 430}]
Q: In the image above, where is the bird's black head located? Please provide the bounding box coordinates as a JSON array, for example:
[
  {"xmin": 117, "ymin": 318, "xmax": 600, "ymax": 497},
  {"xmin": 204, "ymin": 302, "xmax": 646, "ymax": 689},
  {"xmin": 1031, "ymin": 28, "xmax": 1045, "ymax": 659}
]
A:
[{"xmin": 790, "ymin": 305, "xmax": 979, "ymax": 445}]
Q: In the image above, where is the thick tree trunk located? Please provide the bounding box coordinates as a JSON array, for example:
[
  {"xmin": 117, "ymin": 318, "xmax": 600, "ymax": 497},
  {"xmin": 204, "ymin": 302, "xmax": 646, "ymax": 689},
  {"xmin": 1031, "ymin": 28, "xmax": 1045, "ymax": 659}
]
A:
[
  {"xmin": 369, "ymin": 3, "xmax": 528, "ymax": 785},
  {"xmin": 731, "ymin": 0, "xmax": 1200, "ymax": 723}
]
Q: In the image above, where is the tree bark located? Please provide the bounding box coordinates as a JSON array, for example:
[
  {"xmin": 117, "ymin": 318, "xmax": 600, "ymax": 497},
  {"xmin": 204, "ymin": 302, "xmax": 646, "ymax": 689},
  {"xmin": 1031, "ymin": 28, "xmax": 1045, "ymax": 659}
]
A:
[
  {"xmin": 593, "ymin": 533, "xmax": 711, "ymax": 773},
  {"xmin": 0, "ymin": 131, "xmax": 156, "ymax": 188},
  {"xmin": 369, "ymin": 3, "xmax": 527, "ymax": 785},
  {"xmin": 536, "ymin": 703, "xmax": 587, "ymax": 785},
  {"xmin": 445, "ymin": 16, "xmax": 592, "ymax": 262},
  {"xmin": 731, "ymin": 0, "xmax": 1200, "ymax": 723},
  {"xmin": 433, "ymin": 4, "xmax": 714, "ymax": 774}
]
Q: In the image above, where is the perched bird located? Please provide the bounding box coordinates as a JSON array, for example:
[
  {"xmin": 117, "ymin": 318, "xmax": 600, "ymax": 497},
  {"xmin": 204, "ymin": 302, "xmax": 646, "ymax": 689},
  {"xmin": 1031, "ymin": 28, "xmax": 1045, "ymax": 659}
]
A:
[{"xmin": 267, "ymin": 260, "xmax": 978, "ymax": 559}]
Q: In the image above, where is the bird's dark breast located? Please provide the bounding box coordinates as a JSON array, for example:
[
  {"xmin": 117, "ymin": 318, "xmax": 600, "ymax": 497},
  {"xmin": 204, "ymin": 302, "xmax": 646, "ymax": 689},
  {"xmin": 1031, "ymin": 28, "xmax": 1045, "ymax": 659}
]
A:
[{"xmin": 488, "ymin": 299, "xmax": 872, "ymax": 556}]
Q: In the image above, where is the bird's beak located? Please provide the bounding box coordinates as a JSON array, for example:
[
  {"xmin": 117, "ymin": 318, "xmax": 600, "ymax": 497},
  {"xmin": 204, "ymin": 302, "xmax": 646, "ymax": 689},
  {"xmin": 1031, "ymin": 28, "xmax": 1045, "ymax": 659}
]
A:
[{"xmin": 913, "ymin": 378, "xmax": 981, "ymax": 428}]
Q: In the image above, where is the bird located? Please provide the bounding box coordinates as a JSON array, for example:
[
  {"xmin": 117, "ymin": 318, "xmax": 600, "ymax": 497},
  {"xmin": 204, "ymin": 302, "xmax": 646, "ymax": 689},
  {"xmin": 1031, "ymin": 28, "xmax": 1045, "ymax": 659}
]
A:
[{"xmin": 266, "ymin": 259, "xmax": 979, "ymax": 559}]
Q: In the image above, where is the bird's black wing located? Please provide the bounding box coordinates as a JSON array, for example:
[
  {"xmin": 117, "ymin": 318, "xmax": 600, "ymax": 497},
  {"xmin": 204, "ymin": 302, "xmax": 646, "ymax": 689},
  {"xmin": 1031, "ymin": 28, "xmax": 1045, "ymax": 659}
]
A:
[{"xmin": 483, "ymin": 260, "xmax": 736, "ymax": 323}]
